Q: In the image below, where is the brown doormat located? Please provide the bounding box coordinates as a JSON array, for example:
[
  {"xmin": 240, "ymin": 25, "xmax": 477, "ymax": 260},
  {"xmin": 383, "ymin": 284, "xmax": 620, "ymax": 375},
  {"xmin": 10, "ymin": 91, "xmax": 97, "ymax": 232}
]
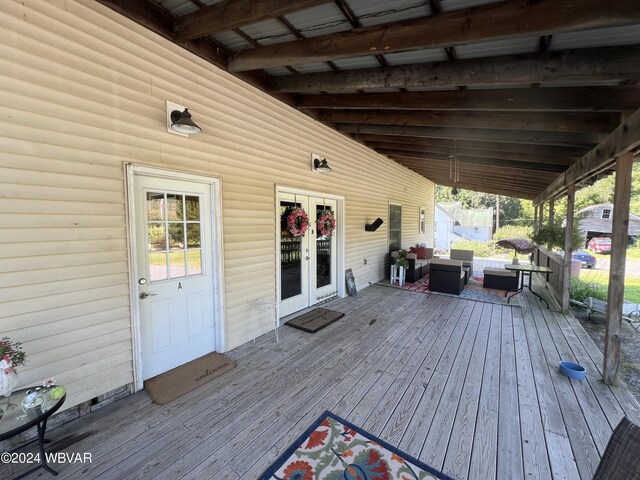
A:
[
  {"xmin": 286, "ymin": 308, "xmax": 345, "ymax": 333},
  {"xmin": 143, "ymin": 351, "xmax": 236, "ymax": 405}
]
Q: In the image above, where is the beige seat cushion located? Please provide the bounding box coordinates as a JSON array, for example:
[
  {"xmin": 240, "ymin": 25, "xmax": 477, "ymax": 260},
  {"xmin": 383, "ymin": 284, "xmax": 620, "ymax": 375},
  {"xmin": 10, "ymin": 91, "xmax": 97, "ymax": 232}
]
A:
[
  {"xmin": 430, "ymin": 258, "xmax": 463, "ymax": 267},
  {"xmin": 483, "ymin": 267, "xmax": 516, "ymax": 277}
]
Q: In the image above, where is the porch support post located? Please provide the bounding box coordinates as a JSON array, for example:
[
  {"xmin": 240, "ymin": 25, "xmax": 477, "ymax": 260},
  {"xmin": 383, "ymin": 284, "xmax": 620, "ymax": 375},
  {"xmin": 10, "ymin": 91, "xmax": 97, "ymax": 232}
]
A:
[
  {"xmin": 547, "ymin": 198, "xmax": 555, "ymax": 250},
  {"xmin": 561, "ymin": 184, "xmax": 575, "ymax": 314},
  {"xmin": 603, "ymin": 151, "xmax": 634, "ymax": 385},
  {"xmin": 539, "ymin": 201, "xmax": 545, "ymax": 228},
  {"xmin": 533, "ymin": 203, "xmax": 539, "ymax": 233}
]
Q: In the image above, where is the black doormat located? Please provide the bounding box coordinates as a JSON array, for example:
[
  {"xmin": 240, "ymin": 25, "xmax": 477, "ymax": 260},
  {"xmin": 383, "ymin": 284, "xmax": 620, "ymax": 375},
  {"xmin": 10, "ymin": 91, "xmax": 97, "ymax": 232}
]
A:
[{"xmin": 286, "ymin": 308, "xmax": 345, "ymax": 333}]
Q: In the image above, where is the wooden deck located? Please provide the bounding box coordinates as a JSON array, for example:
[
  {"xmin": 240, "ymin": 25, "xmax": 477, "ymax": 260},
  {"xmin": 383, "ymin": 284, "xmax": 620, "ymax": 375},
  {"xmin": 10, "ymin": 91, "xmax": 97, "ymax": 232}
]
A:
[{"xmin": 7, "ymin": 266, "xmax": 640, "ymax": 480}]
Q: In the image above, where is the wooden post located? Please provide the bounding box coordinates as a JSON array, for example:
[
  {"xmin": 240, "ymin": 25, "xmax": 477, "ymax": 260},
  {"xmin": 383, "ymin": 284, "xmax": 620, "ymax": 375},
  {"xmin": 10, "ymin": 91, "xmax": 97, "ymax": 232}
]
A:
[
  {"xmin": 533, "ymin": 203, "xmax": 539, "ymax": 233},
  {"xmin": 547, "ymin": 198, "xmax": 555, "ymax": 250},
  {"xmin": 603, "ymin": 152, "xmax": 634, "ymax": 385},
  {"xmin": 561, "ymin": 184, "xmax": 575, "ymax": 314},
  {"xmin": 539, "ymin": 201, "xmax": 545, "ymax": 228}
]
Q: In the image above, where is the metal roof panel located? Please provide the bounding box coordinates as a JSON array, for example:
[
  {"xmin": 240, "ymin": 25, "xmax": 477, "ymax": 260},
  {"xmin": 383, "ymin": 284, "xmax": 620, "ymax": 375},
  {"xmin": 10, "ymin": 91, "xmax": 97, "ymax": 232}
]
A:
[
  {"xmin": 455, "ymin": 37, "xmax": 539, "ymax": 59},
  {"xmin": 239, "ymin": 19, "xmax": 297, "ymax": 46},
  {"xmin": 384, "ymin": 48, "xmax": 448, "ymax": 66},
  {"xmin": 283, "ymin": 3, "xmax": 352, "ymax": 39},
  {"xmin": 331, "ymin": 56, "xmax": 383, "ymax": 70},
  {"xmin": 346, "ymin": 0, "xmax": 431, "ymax": 27},
  {"xmin": 550, "ymin": 25, "xmax": 640, "ymax": 50}
]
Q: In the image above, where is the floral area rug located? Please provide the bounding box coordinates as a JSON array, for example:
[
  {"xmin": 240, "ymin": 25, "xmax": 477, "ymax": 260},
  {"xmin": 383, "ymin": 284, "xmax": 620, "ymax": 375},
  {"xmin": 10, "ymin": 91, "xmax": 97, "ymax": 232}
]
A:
[
  {"xmin": 378, "ymin": 275, "xmax": 519, "ymax": 306},
  {"xmin": 259, "ymin": 411, "xmax": 453, "ymax": 480}
]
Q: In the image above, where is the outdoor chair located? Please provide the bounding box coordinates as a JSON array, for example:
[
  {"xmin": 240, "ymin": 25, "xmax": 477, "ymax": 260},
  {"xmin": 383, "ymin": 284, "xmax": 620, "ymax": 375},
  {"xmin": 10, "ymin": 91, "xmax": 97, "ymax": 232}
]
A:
[
  {"xmin": 592, "ymin": 416, "xmax": 640, "ymax": 480},
  {"xmin": 428, "ymin": 258, "xmax": 465, "ymax": 295},
  {"xmin": 450, "ymin": 248, "xmax": 474, "ymax": 278}
]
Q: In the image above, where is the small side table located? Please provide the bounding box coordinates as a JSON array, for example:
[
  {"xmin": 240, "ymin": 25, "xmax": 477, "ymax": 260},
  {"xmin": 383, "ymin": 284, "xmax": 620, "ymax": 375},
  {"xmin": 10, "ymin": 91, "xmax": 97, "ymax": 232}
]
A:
[
  {"xmin": 0, "ymin": 385, "xmax": 67, "ymax": 479},
  {"xmin": 390, "ymin": 265, "xmax": 405, "ymax": 286}
]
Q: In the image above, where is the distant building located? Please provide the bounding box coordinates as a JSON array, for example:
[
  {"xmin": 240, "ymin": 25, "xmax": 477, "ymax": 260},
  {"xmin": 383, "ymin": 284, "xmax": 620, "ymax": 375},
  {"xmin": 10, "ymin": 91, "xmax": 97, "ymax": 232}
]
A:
[
  {"xmin": 575, "ymin": 203, "xmax": 640, "ymax": 244},
  {"xmin": 435, "ymin": 202, "xmax": 494, "ymax": 250}
]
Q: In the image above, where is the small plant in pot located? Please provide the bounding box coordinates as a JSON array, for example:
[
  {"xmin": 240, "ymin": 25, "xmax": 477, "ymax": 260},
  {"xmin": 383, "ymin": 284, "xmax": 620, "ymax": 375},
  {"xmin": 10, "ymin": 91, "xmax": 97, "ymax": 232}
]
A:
[{"xmin": 394, "ymin": 249, "xmax": 409, "ymax": 269}]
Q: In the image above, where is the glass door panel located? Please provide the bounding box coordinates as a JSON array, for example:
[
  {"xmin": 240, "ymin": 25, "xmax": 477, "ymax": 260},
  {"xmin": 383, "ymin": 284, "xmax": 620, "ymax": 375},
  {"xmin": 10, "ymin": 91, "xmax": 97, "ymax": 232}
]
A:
[
  {"xmin": 310, "ymin": 197, "xmax": 338, "ymax": 302},
  {"xmin": 280, "ymin": 200, "xmax": 303, "ymax": 300}
]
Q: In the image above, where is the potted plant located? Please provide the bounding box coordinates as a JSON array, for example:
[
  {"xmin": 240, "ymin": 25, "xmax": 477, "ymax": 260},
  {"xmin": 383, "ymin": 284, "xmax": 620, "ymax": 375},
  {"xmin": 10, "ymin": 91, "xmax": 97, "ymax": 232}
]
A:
[
  {"xmin": 532, "ymin": 218, "xmax": 584, "ymax": 252},
  {"xmin": 0, "ymin": 336, "xmax": 26, "ymax": 397},
  {"xmin": 394, "ymin": 249, "xmax": 409, "ymax": 269}
]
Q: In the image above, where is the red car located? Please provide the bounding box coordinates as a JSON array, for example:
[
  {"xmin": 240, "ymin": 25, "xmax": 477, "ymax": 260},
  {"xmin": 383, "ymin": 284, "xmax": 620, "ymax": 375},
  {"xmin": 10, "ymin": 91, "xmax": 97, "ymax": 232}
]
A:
[{"xmin": 587, "ymin": 237, "xmax": 612, "ymax": 253}]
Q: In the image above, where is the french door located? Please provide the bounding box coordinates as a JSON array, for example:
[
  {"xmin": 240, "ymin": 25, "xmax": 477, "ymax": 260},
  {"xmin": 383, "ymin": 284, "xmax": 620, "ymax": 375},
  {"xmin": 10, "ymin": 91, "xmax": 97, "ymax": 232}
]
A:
[{"xmin": 278, "ymin": 193, "xmax": 338, "ymax": 318}]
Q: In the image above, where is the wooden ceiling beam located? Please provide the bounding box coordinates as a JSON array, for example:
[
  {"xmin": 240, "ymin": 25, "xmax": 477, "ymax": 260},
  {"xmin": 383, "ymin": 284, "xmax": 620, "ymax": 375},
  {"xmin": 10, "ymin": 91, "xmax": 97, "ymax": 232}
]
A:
[
  {"xmin": 337, "ymin": 124, "xmax": 603, "ymax": 147},
  {"xmin": 315, "ymin": 109, "xmax": 618, "ymax": 134},
  {"xmin": 417, "ymin": 179, "xmax": 537, "ymax": 199},
  {"xmin": 296, "ymin": 87, "xmax": 640, "ymax": 112},
  {"xmin": 384, "ymin": 152, "xmax": 564, "ymax": 174},
  {"xmin": 352, "ymin": 134, "xmax": 588, "ymax": 158},
  {"xmin": 394, "ymin": 165, "xmax": 548, "ymax": 192},
  {"xmin": 415, "ymin": 168, "xmax": 547, "ymax": 186},
  {"xmin": 271, "ymin": 45, "xmax": 640, "ymax": 93},
  {"xmin": 173, "ymin": 0, "xmax": 328, "ymax": 42},
  {"xmin": 367, "ymin": 142, "xmax": 574, "ymax": 166},
  {"xmin": 535, "ymin": 108, "xmax": 640, "ymax": 203},
  {"xmin": 229, "ymin": 0, "xmax": 640, "ymax": 71}
]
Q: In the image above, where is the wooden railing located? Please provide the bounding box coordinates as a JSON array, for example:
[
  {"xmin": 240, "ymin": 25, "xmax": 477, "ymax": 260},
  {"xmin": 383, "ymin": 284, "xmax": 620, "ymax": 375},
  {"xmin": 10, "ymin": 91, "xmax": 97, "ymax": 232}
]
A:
[{"xmin": 534, "ymin": 246, "xmax": 564, "ymax": 306}]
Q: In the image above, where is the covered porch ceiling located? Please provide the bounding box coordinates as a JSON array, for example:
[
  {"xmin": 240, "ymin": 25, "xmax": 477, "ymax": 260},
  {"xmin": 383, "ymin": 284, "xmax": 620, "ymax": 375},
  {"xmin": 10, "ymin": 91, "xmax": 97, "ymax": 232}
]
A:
[{"xmin": 99, "ymin": 0, "xmax": 640, "ymax": 200}]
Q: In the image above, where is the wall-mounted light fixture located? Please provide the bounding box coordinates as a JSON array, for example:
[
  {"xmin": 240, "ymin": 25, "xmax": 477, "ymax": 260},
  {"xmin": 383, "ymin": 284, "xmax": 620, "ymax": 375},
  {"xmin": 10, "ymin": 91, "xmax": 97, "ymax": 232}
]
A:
[
  {"xmin": 365, "ymin": 218, "xmax": 383, "ymax": 232},
  {"xmin": 166, "ymin": 100, "xmax": 202, "ymax": 137},
  {"xmin": 311, "ymin": 153, "xmax": 332, "ymax": 173}
]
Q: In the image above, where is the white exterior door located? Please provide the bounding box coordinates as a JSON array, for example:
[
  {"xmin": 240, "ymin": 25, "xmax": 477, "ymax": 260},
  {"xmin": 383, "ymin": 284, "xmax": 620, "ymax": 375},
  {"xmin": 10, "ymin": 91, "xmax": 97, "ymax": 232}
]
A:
[
  {"xmin": 132, "ymin": 172, "xmax": 218, "ymax": 380},
  {"xmin": 278, "ymin": 193, "xmax": 338, "ymax": 318}
]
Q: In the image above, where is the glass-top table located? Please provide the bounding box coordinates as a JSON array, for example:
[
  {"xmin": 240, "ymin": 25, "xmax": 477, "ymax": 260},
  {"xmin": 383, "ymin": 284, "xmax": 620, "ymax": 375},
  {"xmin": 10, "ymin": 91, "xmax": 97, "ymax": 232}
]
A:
[
  {"xmin": 504, "ymin": 263, "xmax": 553, "ymax": 309},
  {"xmin": 0, "ymin": 385, "xmax": 67, "ymax": 479}
]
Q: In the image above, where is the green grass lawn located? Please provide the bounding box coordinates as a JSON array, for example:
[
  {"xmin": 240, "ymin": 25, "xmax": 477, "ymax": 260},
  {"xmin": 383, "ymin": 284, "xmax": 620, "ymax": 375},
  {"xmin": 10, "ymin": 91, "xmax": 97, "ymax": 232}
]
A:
[{"xmin": 579, "ymin": 268, "xmax": 640, "ymax": 304}]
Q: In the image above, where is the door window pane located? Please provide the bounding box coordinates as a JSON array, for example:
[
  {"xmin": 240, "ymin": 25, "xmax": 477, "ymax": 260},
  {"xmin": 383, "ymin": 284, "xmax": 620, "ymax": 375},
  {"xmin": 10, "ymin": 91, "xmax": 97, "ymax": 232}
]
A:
[
  {"xmin": 316, "ymin": 203, "xmax": 333, "ymax": 288},
  {"xmin": 166, "ymin": 194, "xmax": 184, "ymax": 221},
  {"xmin": 146, "ymin": 193, "xmax": 165, "ymax": 221},
  {"xmin": 168, "ymin": 223, "xmax": 185, "ymax": 249},
  {"xmin": 169, "ymin": 250, "xmax": 187, "ymax": 278},
  {"xmin": 188, "ymin": 250, "xmax": 202, "ymax": 275},
  {"xmin": 280, "ymin": 200, "xmax": 302, "ymax": 300},
  {"xmin": 148, "ymin": 252, "xmax": 168, "ymax": 281},
  {"xmin": 146, "ymin": 192, "xmax": 203, "ymax": 281},
  {"xmin": 186, "ymin": 224, "xmax": 201, "ymax": 248},
  {"xmin": 185, "ymin": 196, "xmax": 200, "ymax": 220}
]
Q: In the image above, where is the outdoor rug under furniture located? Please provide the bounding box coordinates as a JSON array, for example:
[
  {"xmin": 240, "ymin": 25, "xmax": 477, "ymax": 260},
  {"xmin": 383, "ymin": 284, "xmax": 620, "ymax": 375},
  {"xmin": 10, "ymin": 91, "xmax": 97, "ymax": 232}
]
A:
[
  {"xmin": 144, "ymin": 351, "xmax": 236, "ymax": 404},
  {"xmin": 378, "ymin": 275, "xmax": 520, "ymax": 306},
  {"xmin": 259, "ymin": 410, "xmax": 453, "ymax": 480},
  {"xmin": 286, "ymin": 308, "xmax": 345, "ymax": 333}
]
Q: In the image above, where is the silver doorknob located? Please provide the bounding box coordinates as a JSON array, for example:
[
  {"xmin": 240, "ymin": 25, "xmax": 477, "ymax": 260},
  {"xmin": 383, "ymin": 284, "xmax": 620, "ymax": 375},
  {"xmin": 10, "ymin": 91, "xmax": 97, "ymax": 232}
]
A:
[
  {"xmin": 139, "ymin": 292, "xmax": 157, "ymax": 299},
  {"xmin": 305, "ymin": 256, "xmax": 310, "ymax": 260}
]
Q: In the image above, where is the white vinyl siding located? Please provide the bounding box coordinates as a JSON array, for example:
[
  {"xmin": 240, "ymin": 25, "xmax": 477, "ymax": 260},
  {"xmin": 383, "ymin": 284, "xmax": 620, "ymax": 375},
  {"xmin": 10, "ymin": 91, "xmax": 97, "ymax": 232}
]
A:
[{"xmin": 0, "ymin": 0, "xmax": 434, "ymax": 409}]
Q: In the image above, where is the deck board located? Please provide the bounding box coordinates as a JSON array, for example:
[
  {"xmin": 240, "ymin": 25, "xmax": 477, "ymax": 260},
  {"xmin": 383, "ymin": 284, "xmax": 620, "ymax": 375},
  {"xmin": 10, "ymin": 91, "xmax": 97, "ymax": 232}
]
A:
[{"xmin": 10, "ymin": 269, "xmax": 640, "ymax": 480}]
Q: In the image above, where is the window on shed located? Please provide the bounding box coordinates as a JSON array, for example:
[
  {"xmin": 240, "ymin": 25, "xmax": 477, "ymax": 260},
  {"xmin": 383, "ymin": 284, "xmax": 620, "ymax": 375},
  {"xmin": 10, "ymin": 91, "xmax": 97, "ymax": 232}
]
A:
[{"xmin": 602, "ymin": 208, "xmax": 611, "ymax": 219}]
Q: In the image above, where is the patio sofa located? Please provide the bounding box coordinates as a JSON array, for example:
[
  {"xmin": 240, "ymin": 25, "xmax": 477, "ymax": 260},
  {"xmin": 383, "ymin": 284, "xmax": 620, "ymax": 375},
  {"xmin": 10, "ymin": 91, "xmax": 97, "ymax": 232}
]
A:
[
  {"xmin": 450, "ymin": 248, "xmax": 474, "ymax": 280},
  {"xmin": 483, "ymin": 267, "xmax": 519, "ymax": 290},
  {"xmin": 429, "ymin": 258, "xmax": 465, "ymax": 295}
]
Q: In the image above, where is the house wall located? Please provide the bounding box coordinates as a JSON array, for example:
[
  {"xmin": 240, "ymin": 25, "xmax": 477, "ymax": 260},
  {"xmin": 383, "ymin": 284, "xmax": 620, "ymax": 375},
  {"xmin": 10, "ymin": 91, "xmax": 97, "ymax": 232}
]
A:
[
  {"xmin": 434, "ymin": 209, "xmax": 454, "ymax": 250},
  {"xmin": 453, "ymin": 226, "xmax": 492, "ymax": 243},
  {"xmin": 0, "ymin": 0, "xmax": 434, "ymax": 409},
  {"xmin": 578, "ymin": 206, "xmax": 640, "ymax": 237}
]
